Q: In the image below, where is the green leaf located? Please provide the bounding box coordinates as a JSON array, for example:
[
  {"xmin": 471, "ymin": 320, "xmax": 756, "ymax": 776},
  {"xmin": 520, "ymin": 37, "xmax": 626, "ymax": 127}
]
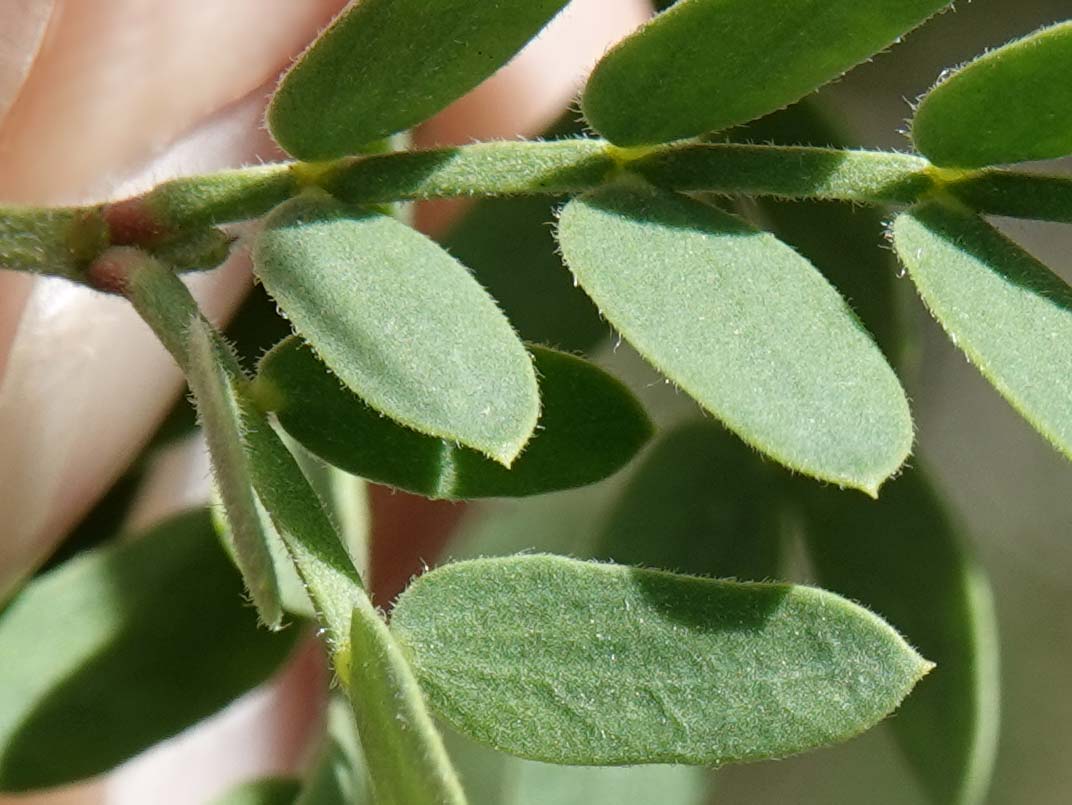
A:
[
  {"xmin": 349, "ymin": 599, "xmax": 466, "ymax": 805},
  {"xmin": 257, "ymin": 337, "xmax": 652, "ymax": 499},
  {"xmin": 390, "ymin": 555, "xmax": 932, "ymax": 766},
  {"xmin": 581, "ymin": 0, "xmax": 951, "ymax": 145},
  {"xmin": 797, "ymin": 468, "xmax": 999, "ymax": 805},
  {"xmin": 186, "ymin": 316, "xmax": 282, "ymax": 627},
  {"xmin": 893, "ymin": 200, "xmax": 1072, "ymax": 461},
  {"xmin": 0, "ymin": 510, "xmax": 299, "ymax": 791},
  {"xmin": 267, "ymin": 0, "xmax": 570, "ymax": 159},
  {"xmin": 556, "ymin": 184, "xmax": 912, "ymax": 495},
  {"xmin": 912, "ymin": 21, "xmax": 1072, "ymax": 168},
  {"xmin": 254, "ymin": 193, "xmax": 539, "ymax": 467},
  {"xmin": 211, "ymin": 778, "xmax": 302, "ymax": 805},
  {"xmin": 596, "ymin": 420, "xmax": 782, "ymax": 580}
]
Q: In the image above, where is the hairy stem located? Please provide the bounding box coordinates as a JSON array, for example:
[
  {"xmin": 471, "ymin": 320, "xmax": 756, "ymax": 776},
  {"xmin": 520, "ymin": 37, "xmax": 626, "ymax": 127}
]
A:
[
  {"xmin": 99, "ymin": 247, "xmax": 365, "ymax": 660},
  {"xmin": 3, "ymin": 141, "xmax": 1071, "ymax": 284}
]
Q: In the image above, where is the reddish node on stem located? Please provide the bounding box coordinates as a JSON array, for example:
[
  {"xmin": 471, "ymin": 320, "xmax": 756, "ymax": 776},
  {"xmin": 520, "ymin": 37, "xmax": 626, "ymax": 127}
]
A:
[
  {"xmin": 103, "ymin": 196, "xmax": 171, "ymax": 246},
  {"xmin": 86, "ymin": 247, "xmax": 142, "ymax": 295}
]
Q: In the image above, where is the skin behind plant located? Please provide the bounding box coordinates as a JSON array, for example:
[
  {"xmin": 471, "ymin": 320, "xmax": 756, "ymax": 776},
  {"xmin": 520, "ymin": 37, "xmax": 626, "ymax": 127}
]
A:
[{"xmin": 1, "ymin": 1, "xmax": 1071, "ymax": 803}]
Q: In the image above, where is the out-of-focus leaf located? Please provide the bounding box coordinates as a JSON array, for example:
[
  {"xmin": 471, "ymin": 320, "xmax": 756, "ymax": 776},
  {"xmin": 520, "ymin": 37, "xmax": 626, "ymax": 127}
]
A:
[
  {"xmin": 557, "ymin": 184, "xmax": 912, "ymax": 495},
  {"xmin": 391, "ymin": 555, "xmax": 932, "ymax": 766},
  {"xmin": 507, "ymin": 763, "xmax": 706, "ymax": 805},
  {"xmin": 254, "ymin": 194, "xmax": 539, "ymax": 467},
  {"xmin": 442, "ymin": 198, "xmax": 606, "ymax": 353},
  {"xmin": 297, "ymin": 697, "xmax": 370, "ymax": 805},
  {"xmin": 210, "ymin": 778, "xmax": 302, "ymax": 805},
  {"xmin": 446, "ymin": 728, "xmax": 708, "ymax": 805},
  {"xmin": 0, "ymin": 510, "xmax": 299, "ymax": 791},
  {"xmin": 893, "ymin": 200, "xmax": 1072, "ymax": 461},
  {"xmin": 798, "ymin": 468, "xmax": 999, "ymax": 805},
  {"xmin": 348, "ymin": 599, "xmax": 466, "ymax": 805},
  {"xmin": 268, "ymin": 0, "xmax": 569, "ymax": 159},
  {"xmin": 581, "ymin": 0, "xmax": 951, "ymax": 145},
  {"xmin": 912, "ymin": 21, "xmax": 1072, "ymax": 167},
  {"xmin": 597, "ymin": 419, "xmax": 782, "ymax": 580},
  {"xmin": 257, "ymin": 337, "xmax": 651, "ymax": 499}
]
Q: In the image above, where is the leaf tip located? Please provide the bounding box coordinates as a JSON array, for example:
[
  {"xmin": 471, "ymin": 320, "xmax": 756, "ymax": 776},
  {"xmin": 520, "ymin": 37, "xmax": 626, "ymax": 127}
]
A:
[{"xmin": 858, "ymin": 479, "xmax": 884, "ymax": 500}]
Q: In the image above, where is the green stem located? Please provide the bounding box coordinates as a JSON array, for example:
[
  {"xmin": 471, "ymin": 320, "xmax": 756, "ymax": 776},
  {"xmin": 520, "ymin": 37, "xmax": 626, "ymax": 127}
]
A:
[
  {"xmin": 105, "ymin": 247, "xmax": 364, "ymax": 660},
  {"xmin": 110, "ymin": 245, "xmax": 467, "ymax": 803},
  {"xmin": 3, "ymin": 141, "xmax": 1071, "ymax": 284}
]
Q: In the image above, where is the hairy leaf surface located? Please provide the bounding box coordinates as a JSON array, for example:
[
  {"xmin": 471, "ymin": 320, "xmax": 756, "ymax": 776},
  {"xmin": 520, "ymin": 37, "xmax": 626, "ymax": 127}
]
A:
[
  {"xmin": 557, "ymin": 184, "xmax": 912, "ymax": 494},
  {"xmin": 912, "ymin": 21, "xmax": 1072, "ymax": 167},
  {"xmin": 894, "ymin": 201, "xmax": 1072, "ymax": 461},
  {"xmin": 582, "ymin": 0, "xmax": 951, "ymax": 145},
  {"xmin": 799, "ymin": 468, "xmax": 999, "ymax": 805},
  {"xmin": 391, "ymin": 555, "xmax": 932, "ymax": 766},
  {"xmin": 254, "ymin": 194, "xmax": 538, "ymax": 467},
  {"xmin": 0, "ymin": 510, "xmax": 298, "ymax": 791},
  {"xmin": 268, "ymin": 0, "xmax": 569, "ymax": 158},
  {"xmin": 258, "ymin": 337, "xmax": 651, "ymax": 499}
]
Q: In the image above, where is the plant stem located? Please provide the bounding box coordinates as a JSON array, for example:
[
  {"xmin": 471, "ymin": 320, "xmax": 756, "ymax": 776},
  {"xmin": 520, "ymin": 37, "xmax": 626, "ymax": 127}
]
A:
[
  {"xmin": 3, "ymin": 141, "xmax": 1071, "ymax": 284},
  {"xmin": 106, "ymin": 246, "xmax": 467, "ymax": 802},
  {"xmin": 100, "ymin": 247, "xmax": 365, "ymax": 658}
]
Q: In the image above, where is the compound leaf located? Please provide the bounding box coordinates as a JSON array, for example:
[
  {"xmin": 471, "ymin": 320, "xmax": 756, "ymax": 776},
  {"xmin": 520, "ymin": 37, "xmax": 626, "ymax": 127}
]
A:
[
  {"xmin": 557, "ymin": 184, "xmax": 912, "ymax": 495},
  {"xmin": 258, "ymin": 337, "xmax": 651, "ymax": 499},
  {"xmin": 0, "ymin": 510, "xmax": 298, "ymax": 791},
  {"xmin": 893, "ymin": 201, "xmax": 1072, "ymax": 461},
  {"xmin": 254, "ymin": 193, "xmax": 538, "ymax": 467},
  {"xmin": 268, "ymin": 0, "xmax": 569, "ymax": 159},
  {"xmin": 582, "ymin": 0, "xmax": 951, "ymax": 145},
  {"xmin": 912, "ymin": 21, "xmax": 1072, "ymax": 168},
  {"xmin": 390, "ymin": 555, "xmax": 932, "ymax": 766},
  {"xmin": 798, "ymin": 468, "xmax": 999, "ymax": 805}
]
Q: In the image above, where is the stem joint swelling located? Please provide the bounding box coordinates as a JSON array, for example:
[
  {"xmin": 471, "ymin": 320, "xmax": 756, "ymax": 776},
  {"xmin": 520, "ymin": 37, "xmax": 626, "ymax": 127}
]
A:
[{"xmin": 4, "ymin": 139, "xmax": 1071, "ymax": 286}]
